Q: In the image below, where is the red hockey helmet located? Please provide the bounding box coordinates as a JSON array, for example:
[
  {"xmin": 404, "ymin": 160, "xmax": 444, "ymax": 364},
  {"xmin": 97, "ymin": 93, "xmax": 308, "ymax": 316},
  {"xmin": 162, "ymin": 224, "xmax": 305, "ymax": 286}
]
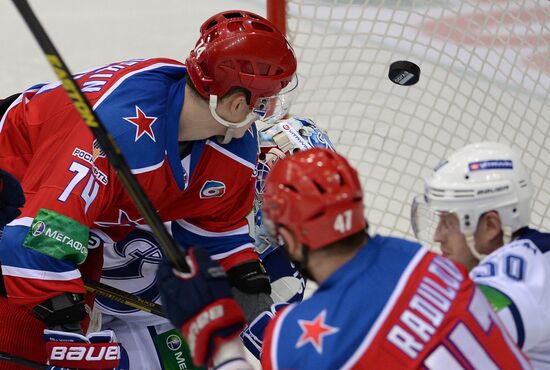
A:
[
  {"xmin": 186, "ymin": 10, "xmax": 297, "ymax": 112},
  {"xmin": 262, "ymin": 148, "xmax": 367, "ymax": 250}
]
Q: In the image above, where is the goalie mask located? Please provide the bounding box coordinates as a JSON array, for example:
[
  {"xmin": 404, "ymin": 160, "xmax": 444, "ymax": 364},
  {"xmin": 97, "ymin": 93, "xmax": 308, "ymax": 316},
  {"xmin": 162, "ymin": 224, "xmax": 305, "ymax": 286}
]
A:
[
  {"xmin": 252, "ymin": 117, "xmax": 335, "ymax": 255},
  {"xmin": 411, "ymin": 141, "xmax": 533, "ymax": 260}
]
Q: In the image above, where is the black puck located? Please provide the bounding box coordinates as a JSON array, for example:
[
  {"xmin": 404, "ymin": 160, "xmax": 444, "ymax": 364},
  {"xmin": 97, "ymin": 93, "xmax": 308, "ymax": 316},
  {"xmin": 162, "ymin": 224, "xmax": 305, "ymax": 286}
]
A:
[{"xmin": 388, "ymin": 60, "xmax": 420, "ymax": 86}]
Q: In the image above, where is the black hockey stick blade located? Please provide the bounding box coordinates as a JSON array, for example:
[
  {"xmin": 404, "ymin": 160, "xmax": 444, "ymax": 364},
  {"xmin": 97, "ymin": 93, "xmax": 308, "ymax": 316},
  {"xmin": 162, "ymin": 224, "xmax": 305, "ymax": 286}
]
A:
[{"xmin": 10, "ymin": 0, "xmax": 189, "ymax": 273}]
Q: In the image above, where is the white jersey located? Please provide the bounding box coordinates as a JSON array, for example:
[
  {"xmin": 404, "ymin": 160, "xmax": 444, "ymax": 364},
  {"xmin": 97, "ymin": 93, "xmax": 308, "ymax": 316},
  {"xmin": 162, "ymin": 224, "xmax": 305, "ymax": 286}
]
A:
[
  {"xmin": 92, "ymin": 227, "xmax": 199, "ymax": 369},
  {"xmin": 91, "ymin": 227, "xmax": 167, "ymax": 326},
  {"xmin": 101, "ymin": 316, "xmax": 197, "ymax": 370},
  {"xmin": 471, "ymin": 228, "xmax": 550, "ymax": 369}
]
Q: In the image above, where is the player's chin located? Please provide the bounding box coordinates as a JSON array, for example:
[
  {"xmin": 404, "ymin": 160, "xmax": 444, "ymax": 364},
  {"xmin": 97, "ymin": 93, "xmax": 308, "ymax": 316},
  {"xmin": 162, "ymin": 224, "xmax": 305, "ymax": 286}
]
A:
[
  {"xmin": 440, "ymin": 247, "xmax": 451, "ymax": 258},
  {"xmin": 233, "ymin": 127, "xmax": 251, "ymax": 139}
]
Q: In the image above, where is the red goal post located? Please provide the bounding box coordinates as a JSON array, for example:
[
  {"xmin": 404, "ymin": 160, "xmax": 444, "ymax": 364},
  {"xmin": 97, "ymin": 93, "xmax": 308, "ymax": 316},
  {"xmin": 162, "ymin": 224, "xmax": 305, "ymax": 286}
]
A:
[
  {"xmin": 266, "ymin": 0, "xmax": 550, "ymax": 246},
  {"xmin": 267, "ymin": 0, "xmax": 287, "ymax": 35}
]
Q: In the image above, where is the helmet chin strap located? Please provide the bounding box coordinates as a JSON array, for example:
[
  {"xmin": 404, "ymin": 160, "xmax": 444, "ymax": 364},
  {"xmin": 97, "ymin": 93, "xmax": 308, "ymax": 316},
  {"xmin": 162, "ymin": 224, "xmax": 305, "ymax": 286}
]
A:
[
  {"xmin": 502, "ymin": 226, "xmax": 513, "ymax": 245},
  {"xmin": 209, "ymin": 95, "xmax": 259, "ymax": 144},
  {"xmin": 465, "ymin": 225, "xmax": 512, "ymax": 262},
  {"xmin": 465, "ymin": 233, "xmax": 486, "ymax": 261}
]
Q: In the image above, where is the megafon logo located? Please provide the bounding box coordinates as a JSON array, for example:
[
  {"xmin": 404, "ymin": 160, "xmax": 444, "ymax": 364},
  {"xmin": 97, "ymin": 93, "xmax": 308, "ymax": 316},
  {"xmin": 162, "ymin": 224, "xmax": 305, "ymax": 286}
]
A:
[
  {"xmin": 200, "ymin": 180, "xmax": 226, "ymax": 199},
  {"xmin": 166, "ymin": 334, "xmax": 182, "ymax": 351},
  {"xmin": 32, "ymin": 221, "xmax": 46, "ymax": 236}
]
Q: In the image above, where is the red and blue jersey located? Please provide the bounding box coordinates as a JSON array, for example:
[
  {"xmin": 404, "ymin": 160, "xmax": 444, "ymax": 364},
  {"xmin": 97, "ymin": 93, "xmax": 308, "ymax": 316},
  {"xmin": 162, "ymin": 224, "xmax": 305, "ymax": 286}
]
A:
[
  {"xmin": 262, "ymin": 235, "xmax": 531, "ymax": 370},
  {"xmin": 0, "ymin": 58, "xmax": 258, "ymax": 307}
]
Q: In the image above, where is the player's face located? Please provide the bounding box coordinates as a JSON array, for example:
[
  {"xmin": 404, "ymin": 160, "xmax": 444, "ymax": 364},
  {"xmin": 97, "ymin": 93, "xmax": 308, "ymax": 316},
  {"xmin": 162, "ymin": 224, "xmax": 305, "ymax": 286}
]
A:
[{"xmin": 433, "ymin": 212, "xmax": 478, "ymax": 271}]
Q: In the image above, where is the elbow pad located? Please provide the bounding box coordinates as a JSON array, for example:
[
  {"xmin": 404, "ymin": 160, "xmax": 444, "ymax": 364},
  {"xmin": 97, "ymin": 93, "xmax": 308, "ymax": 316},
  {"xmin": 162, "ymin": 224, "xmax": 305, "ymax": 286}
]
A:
[{"xmin": 32, "ymin": 292, "xmax": 86, "ymax": 329}]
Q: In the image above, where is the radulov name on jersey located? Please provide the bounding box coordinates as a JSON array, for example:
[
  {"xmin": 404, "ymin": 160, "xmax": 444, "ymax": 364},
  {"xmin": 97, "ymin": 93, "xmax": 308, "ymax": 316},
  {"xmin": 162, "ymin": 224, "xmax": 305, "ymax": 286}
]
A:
[{"xmin": 387, "ymin": 256, "xmax": 463, "ymax": 358}]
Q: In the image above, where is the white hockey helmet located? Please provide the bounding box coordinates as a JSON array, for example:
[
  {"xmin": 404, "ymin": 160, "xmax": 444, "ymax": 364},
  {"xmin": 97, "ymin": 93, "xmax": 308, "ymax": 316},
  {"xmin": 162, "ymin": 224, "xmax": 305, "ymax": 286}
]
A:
[
  {"xmin": 412, "ymin": 142, "xmax": 533, "ymax": 258},
  {"xmin": 252, "ymin": 116, "xmax": 335, "ymax": 254}
]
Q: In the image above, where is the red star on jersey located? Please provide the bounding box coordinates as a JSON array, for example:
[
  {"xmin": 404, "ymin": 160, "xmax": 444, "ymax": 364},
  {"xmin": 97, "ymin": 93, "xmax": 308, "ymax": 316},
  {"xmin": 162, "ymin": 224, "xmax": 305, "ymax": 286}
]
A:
[
  {"xmin": 123, "ymin": 105, "xmax": 158, "ymax": 142},
  {"xmin": 296, "ymin": 310, "xmax": 339, "ymax": 354},
  {"xmin": 94, "ymin": 209, "xmax": 143, "ymax": 227}
]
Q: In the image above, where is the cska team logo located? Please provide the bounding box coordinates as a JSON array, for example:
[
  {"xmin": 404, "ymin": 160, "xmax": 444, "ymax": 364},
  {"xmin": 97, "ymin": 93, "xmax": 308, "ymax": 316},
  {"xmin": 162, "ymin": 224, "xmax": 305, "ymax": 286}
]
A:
[{"xmin": 200, "ymin": 180, "xmax": 226, "ymax": 199}]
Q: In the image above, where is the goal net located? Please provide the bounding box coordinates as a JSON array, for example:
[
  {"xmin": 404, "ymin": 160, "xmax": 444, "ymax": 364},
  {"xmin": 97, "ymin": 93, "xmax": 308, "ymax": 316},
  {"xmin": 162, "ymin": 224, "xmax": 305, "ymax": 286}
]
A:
[{"xmin": 268, "ymin": 0, "xmax": 550, "ymax": 246}]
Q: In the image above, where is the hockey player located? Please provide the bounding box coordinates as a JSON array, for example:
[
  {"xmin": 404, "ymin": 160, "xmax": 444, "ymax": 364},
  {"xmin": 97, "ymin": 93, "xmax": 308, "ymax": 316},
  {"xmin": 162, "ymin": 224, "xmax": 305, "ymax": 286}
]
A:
[
  {"xmin": 0, "ymin": 10, "xmax": 296, "ymax": 369},
  {"xmin": 94, "ymin": 117, "xmax": 334, "ymax": 369},
  {"xmin": 157, "ymin": 148, "xmax": 531, "ymax": 370},
  {"xmin": 0, "ymin": 95, "xmax": 25, "ymax": 229},
  {"xmin": 412, "ymin": 142, "xmax": 550, "ymax": 369}
]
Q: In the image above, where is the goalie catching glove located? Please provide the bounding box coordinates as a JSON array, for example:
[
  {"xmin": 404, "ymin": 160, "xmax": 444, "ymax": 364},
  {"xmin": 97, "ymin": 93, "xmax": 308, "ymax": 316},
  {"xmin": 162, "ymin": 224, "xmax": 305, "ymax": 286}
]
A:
[{"xmin": 156, "ymin": 247, "xmax": 247, "ymax": 367}]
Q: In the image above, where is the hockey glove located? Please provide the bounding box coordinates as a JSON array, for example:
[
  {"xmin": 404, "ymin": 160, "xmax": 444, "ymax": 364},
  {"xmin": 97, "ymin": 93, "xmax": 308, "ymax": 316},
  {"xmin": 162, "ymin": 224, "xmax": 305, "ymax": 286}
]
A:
[
  {"xmin": 0, "ymin": 168, "xmax": 25, "ymax": 227},
  {"xmin": 44, "ymin": 329, "xmax": 121, "ymax": 369},
  {"xmin": 156, "ymin": 247, "xmax": 246, "ymax": 367}
]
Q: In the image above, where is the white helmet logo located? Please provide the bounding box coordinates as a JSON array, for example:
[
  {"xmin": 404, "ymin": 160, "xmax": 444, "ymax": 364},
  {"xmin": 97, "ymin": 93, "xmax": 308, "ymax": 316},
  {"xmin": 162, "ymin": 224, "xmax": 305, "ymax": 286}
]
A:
[{"xmin": 194, "ymin": 41, "xmax": 207, "ymax": 59}]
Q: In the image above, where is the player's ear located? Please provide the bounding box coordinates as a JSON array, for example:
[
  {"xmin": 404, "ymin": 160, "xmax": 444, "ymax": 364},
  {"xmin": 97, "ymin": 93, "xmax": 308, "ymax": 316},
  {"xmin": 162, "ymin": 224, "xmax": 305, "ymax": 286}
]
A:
[
  {"xmin": 483, "ymin": 211, "xmax": 503, "ymax": 247},
  {"xmin": 278, "ymin": 226, "xmax": 302, "ymax": 259},
  {"xmin": 221, "ymin": 90, "xmax": 249, "ymax": 117}
]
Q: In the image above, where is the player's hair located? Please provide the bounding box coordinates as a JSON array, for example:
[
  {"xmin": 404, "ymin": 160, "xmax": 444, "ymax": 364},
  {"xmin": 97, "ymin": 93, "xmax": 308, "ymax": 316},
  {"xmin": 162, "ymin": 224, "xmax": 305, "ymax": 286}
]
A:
[{"xmin": 310, "ymin": 229, "xmax": 369, "ymax": 257}]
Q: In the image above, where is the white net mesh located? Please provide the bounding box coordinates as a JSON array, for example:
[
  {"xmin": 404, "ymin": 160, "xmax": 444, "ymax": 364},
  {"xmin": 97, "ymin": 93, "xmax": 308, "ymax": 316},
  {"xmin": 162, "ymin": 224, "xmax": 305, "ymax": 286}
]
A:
[{"xmin": 283, "ymin": 0, "xmax": 550, "ymax": 241}]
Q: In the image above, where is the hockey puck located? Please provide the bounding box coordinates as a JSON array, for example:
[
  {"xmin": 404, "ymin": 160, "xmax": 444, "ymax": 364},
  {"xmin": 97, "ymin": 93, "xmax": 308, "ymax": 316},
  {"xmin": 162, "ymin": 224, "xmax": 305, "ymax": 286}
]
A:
[{"xmin": 388, "ymin": 60, "xmax": 420, "ymax": 86}]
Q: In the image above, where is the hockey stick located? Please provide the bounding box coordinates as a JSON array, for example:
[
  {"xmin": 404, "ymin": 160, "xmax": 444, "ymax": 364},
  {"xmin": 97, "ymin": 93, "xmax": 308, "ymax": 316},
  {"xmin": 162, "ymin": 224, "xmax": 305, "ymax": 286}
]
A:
[
  {"xmin": 84, "ymin": 278, "xmax": 165, "ymax": 317},
  {"xmin": 0, "ymin": 283, "xmax": 168, "ymax": 370},
  {"xmin": 0, "ymin": 284, "xmax": 164, "ymax": 369},
  {"xmin": 10, "ymin": 0, "xmax": 189, "ymax": 273},
  {"xmin": 83, "ymin": 281, "xmax": 202, "ymax": 369},
  {"xmin": 0, "ymin": 351, "xmax": 53, "ymax": 370}
]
